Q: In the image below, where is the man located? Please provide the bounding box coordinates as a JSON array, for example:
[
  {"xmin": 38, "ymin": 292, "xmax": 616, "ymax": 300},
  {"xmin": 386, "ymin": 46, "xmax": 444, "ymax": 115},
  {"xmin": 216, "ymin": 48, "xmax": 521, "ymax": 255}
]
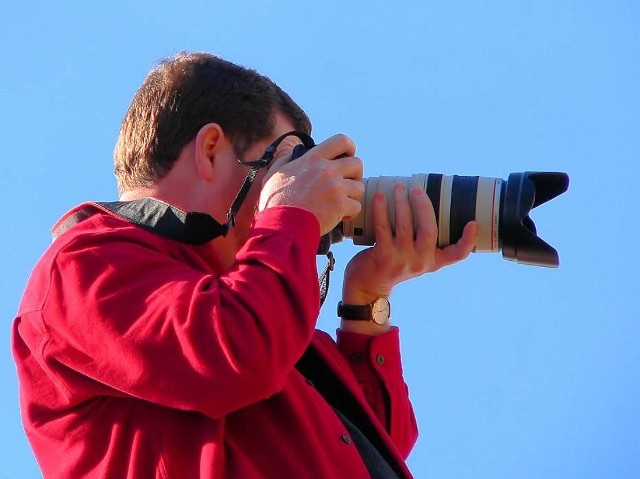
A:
[{"xmin": 12, "ymin": 52, "xmax": 478, "ymax": 478}]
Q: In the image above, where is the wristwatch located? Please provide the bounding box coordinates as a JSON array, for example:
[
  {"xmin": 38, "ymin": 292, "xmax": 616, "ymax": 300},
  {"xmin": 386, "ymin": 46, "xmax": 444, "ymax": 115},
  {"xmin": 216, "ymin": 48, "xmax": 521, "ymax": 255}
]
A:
[{"xmin": 337, "ymin": 298, "xmax": 391, "ymax": 326}]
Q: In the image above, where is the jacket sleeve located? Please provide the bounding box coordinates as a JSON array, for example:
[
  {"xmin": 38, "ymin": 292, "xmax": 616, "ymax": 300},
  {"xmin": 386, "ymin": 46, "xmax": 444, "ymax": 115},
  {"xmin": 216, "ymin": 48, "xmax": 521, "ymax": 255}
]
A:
[
  {"xmin": 28, "ymin": 206, "xmax": 321, "ymax": 420},
  {"xmin": 336, "ymin": 327, "xmax": 419, "ymax": 459}
]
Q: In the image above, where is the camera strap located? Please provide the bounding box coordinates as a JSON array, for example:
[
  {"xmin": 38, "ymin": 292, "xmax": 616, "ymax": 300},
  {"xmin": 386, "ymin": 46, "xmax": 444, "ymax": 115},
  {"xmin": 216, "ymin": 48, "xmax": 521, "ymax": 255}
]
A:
[{"xmin": 318, "ymin": 251, "xmax": 335, "ymax": 308}]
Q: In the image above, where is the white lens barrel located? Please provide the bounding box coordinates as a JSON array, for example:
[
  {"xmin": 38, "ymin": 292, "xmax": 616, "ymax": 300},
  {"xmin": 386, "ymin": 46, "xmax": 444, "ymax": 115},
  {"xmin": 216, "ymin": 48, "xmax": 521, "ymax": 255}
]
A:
[
  {"xmin": 344, "ymin": 174, "xmax": 503, "ymax": 251},
  {"xmin": 473, "ymin": 177, "xmax": 502, "ymax": 252}
]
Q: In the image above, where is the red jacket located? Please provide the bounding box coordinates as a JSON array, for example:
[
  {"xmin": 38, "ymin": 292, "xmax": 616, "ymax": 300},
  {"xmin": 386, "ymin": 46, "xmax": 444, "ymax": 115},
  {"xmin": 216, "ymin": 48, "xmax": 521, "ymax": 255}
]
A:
[{"xmin": 12, "ymin": 201, "xmax": 418, "ymax": 478}]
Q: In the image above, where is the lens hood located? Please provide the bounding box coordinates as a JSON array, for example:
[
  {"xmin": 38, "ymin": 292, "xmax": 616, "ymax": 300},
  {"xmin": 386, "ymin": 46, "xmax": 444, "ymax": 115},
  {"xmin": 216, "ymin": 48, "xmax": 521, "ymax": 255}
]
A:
[{"xmin": 501, "ymin": 172, "xmax": 569, "ymax": 267}]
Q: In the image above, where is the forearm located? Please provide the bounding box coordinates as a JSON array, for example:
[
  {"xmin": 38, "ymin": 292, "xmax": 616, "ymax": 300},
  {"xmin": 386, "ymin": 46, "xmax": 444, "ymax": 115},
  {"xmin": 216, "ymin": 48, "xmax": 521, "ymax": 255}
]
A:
[{"xmin": 43, "ymin": 207, "xmax": 322, "ymax": 418}]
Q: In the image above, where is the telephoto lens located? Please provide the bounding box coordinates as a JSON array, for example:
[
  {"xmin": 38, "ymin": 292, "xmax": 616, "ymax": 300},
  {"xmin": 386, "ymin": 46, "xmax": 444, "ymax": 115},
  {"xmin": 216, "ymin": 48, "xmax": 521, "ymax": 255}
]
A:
[
  {"xmin": 288, "ymin": 143, "xmax": 569, "ymax": 267},
  {"xmin": 336, "ymin": 172, "xmax": 569, "ymax": 267}
]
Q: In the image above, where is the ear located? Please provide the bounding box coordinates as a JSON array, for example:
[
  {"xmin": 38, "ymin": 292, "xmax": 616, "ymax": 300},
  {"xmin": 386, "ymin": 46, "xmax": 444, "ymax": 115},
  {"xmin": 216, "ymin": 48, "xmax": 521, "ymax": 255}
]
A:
[{"xmin": 193, "ymin": 123, "xmax": 224, "ymax": 181}]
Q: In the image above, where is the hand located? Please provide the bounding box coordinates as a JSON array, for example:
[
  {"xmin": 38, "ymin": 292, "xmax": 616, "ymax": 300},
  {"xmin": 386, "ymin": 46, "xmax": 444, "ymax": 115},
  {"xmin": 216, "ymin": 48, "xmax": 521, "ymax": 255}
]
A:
[
  {"xmin": 342, "ymin": 183, "xmax": 479, "ymax": 305},
  {"xmin": 259, "ymin": 134, "xmax": 365, "ymax": 235}
]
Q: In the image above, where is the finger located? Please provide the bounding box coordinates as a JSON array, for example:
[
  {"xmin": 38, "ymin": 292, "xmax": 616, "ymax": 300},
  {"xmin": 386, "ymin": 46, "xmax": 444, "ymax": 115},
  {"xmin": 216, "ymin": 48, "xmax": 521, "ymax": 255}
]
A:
[
  {"xmin": 412, "ymin": 187, "xmax": 438, "ymax": 253},
  {"xmin": 392, "ymin": 183, "xmax": 414, "ymax": 248},
  {"xmin": 342, "ymin": 196, "xmax": 363, "ymax": 224},
  {"xmin": 435, "ymin": 221, "xmax": 479, "ymax": 268},
  {"xmin": 344, "ymin": 178, "xmax": 366, "ymax": 202},
  {"xmin": 274, "ymin": 134, "xmax": 305, "ymax": 159},
  {"xmin": 329, "ymin": 155, "xmax": 364, "ymax": 181},
  {"xmin": 459, "ymin": 220, "xmax": 479, "ymax": 253},
  {"xmin": 371, "ymin": 191, "xmax": 393, "ymax": 247},
  {"xmin": 313, "ymin": 134, "xmax": 356, "ymax": 161}
]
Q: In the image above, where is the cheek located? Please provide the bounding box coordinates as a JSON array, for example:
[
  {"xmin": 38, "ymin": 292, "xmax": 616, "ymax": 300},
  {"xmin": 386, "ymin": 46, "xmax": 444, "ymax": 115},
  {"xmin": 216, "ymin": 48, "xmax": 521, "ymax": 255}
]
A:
[
  {"xmin": 231, "ymin": 182, "xmax": 261, "ymax": 226},
  {"xmin": 224, "ymin": 168, "xmax": 251, "ymax": 204}
]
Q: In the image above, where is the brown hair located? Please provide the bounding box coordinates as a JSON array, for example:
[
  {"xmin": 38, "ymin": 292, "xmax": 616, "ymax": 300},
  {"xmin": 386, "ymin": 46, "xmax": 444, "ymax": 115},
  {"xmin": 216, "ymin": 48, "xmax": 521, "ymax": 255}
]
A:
[{"xmin": 114, "ymin": 52, "xmax": 311, "ymax": 193}]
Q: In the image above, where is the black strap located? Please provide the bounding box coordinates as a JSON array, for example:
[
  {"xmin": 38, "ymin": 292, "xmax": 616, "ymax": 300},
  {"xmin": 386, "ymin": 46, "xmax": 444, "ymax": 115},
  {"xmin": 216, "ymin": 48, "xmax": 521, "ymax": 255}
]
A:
[
  {"xmin": 333, "ymin": 408, "xmax": 401, "ymax": 479},
  {"xmin": 296, "ymin": 346, "xmax": 405, "ymax": 478},
  {"xmin": 225, "ymin": 166, "xmax": 260, "ymax": 231},
  {"xmin": 52, "ymin": 200, "xmax": 228, "ymax": 245},
  {"xmin": 97, "ymin": 199, "xmax": 227, "ymax": 245},
  {"xmin": 318, "ymin": 251, "xmax": 335, "ymax": 307}
]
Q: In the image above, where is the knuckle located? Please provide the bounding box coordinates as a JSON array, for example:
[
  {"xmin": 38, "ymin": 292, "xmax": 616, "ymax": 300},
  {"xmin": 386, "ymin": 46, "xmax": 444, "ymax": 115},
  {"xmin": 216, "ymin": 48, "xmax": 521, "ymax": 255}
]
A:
[
  {"xmin": 417, "ymin": 256, "xmax": 433, "ymax": 272},
  {"xmin": 328, "ymin": 180, "xmax": 343, "ymax": 197},
  {"xmin": 335, "ymin": 133, "xmax": 356, "ymax": 153},
  {"xmin": 352, "ymin": 157, "xmax": 364, "ymax": 179},
  {"xmin": 394, "ymin": 220, "xmax": 411, "ymax": 237},
  {"xmin": 334, "ymin": 133, "xmax": 350, "ymax": 144},
  {"xmin": 425, "ymin": 228, "xmax": 438, "ymax": 243},
  {"xmin": 320, "ymin": 167, "xmax": 336, "ymax": 184},
  {"xmin": 305, "ymin": 150, "xmax": 325, "ymax": 164},
  {"xmin": 375, "ymin": 221, "xmax": 390, "ymax": 234}
]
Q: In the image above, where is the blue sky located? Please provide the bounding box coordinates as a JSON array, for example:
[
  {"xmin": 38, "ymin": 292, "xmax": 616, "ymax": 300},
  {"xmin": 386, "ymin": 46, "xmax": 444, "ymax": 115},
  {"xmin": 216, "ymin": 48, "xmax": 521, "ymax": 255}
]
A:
[{"xmin": 1, "ymin": 1, "xmax": 638, "ymax": 478}]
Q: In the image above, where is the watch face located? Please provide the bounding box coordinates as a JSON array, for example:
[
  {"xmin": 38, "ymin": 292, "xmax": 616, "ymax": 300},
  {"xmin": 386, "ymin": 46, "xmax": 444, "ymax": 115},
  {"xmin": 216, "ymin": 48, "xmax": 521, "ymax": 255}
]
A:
[{"xmin": 371, "ymin": 298, "xmax": 390, "ymax": 325}]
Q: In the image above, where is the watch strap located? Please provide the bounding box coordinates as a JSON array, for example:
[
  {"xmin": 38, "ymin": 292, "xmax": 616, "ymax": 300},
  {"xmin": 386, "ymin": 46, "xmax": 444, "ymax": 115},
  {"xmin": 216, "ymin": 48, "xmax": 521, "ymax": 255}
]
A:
[{"xmin": 337, "ymin": 301, "xmax": 372, "ymax": 321}]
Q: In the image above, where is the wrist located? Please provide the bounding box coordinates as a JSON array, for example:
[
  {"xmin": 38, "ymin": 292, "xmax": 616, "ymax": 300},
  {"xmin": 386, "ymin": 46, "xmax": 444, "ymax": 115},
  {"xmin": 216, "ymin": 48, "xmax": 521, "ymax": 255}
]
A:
[
  {"xmin": 339, "ymin": 319, "xmax": 391, "ymax": 335},
  {"xmin": 337, "ymin": 297, "xmax": 391, "ymax": 336},
  {"xmin": 341, "ymin": 283, "xmax": 392, "ymax": 306},
  {"xmin": 342, "ymin": 262, "xmax": 393, "ymax": 306}
]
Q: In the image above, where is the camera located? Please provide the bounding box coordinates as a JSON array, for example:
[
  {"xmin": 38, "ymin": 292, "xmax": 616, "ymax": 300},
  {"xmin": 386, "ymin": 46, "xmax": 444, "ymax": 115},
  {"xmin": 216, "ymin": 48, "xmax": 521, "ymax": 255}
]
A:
[{"xmin": 290, "ymin": 146, "xmax": 569, "ymax": 267}]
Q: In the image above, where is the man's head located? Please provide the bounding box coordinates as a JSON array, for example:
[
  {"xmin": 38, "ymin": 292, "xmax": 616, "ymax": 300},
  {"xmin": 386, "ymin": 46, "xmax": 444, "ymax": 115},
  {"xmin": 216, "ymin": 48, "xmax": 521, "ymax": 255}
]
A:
[{"xmin": 114, "ymin": 52, "xmax": 311, "ymax": 194}]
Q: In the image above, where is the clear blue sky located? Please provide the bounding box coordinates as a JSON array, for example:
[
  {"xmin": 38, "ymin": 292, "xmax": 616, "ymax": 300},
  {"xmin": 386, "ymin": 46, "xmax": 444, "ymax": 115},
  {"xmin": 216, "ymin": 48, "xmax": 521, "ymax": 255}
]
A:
[{"xmin": 2, "ymin": 1, "xmax": 638, "ymax": 478}]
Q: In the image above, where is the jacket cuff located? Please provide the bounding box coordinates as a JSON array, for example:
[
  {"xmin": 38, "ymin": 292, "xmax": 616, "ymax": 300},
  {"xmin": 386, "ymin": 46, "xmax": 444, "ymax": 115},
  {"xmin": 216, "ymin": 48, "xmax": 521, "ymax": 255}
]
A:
[
  {"xmin": 336, "ymin": 327, "xmax": 404, "ymax": 382},
  {"xmin": 252, "ymin": 206, "xmax": 320, "ymax": 252}
]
